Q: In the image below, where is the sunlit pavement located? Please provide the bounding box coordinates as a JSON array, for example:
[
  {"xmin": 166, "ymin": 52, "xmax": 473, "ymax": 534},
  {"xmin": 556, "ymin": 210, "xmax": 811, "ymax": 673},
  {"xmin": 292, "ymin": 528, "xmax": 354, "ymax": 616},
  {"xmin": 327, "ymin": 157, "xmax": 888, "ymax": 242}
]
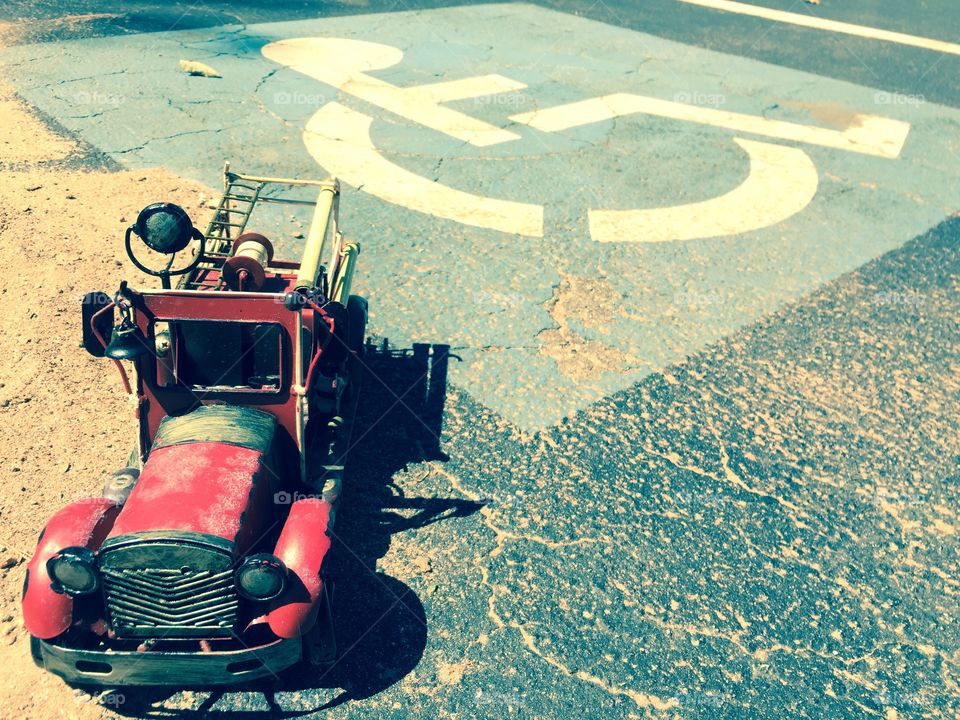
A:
[{"xmin": 2, "ymin": 1, "xmax": 958, "ymax": 717}]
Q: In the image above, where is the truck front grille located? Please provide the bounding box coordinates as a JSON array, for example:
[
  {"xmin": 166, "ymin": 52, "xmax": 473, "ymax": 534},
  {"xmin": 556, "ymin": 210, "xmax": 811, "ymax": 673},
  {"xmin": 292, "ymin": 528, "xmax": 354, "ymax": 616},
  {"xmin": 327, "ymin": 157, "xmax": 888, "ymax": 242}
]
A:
[{"xmin": 102, "ymin": 567, "xmax": 239, "ymax": 638}]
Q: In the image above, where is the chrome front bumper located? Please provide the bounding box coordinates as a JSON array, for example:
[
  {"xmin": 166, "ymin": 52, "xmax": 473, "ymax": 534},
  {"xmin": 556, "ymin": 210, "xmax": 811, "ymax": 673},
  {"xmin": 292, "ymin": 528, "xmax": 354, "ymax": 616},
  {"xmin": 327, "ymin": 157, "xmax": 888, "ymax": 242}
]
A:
[{"xmin": 33, "ymin": 635, "xmax": 302, "ymax": 686}]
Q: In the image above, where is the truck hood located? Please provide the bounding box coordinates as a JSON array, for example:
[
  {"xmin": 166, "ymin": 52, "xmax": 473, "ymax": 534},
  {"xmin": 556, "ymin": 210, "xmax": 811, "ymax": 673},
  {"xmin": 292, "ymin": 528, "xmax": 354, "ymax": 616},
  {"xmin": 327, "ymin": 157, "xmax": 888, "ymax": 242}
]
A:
[{"xmin": 106, "ymin": 406, "xmax": 278, "ymax": 549}]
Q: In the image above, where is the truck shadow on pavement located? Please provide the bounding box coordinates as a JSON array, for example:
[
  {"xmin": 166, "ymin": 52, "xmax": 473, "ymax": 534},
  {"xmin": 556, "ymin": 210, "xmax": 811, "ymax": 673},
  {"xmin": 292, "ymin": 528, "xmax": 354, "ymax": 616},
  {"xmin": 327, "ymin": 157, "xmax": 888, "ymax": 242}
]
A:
[{"xmin": 109, "ymin": 340, "xmax": 484, "ymax": 718}]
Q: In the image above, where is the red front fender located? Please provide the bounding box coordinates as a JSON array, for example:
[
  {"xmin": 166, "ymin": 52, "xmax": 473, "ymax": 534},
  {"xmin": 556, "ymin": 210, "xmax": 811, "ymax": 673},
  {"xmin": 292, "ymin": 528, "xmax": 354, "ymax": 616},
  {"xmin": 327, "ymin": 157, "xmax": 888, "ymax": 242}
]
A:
[
  {"xmin": 267, "ymin": 498, "xmax": 332, "ymax": 639},
  {"xmin": 22, "ymin": 498, "xmax": 120, "ymax": 640}
]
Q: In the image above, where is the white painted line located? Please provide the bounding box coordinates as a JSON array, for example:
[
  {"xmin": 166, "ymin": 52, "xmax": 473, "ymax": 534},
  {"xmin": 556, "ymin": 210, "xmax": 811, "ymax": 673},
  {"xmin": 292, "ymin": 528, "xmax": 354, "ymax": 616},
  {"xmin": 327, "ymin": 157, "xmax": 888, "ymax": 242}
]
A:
[
  {"xmin": 511, "ymin": 92, "xmax": 911, "ymax": 159},
  {"xmin": 680, "ymin": 0, "xmax": 960, "ymax": 56},
  {"xmin": 589, "ymin": 138, "xmax": 819, "ymax": 243},
  {"xmin": 303, "ymin": 102, "xmax": 543, "ymax": 236},
  {"xmin": 263, "ymin": 38, "xmax": 524, "ymax": 147},
  {"xmin": 415, "ymin": 74, "xmax": 527, "ymax": 103}
]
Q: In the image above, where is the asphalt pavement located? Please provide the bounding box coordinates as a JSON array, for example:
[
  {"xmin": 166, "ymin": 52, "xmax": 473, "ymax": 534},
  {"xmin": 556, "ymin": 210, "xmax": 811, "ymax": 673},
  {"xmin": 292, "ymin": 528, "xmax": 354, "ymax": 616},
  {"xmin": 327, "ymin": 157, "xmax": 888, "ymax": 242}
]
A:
[{"xmin": 1, "ymin": 1, "xmax": 958, "ymax": 718}]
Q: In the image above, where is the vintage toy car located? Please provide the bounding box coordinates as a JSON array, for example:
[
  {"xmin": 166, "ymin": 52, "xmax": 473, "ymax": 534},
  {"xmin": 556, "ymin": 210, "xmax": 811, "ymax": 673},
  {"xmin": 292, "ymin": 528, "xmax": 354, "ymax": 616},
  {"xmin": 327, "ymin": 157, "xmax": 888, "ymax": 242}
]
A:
[{"xmin": 21, "ymin": 166, "xmax": 366, "ymax": 686}]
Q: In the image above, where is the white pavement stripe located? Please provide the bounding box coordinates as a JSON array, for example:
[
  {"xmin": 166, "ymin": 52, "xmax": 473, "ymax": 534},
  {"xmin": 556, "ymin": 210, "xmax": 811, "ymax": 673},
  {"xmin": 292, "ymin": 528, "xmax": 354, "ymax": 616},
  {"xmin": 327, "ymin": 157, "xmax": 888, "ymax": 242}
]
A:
[
  {"xmin": 415, "ymin": 74, "xmax": 527, "ymax": 103},
  {"xmin": 303, "ymin": 102, "xmax": 544, "ymax": 236},
  {"xmin": 589, "ymin": 138, "xmax": 819, "ymax": 243},
  {"xmin": 679, "ymin": 0, "xmax": 960, "ymax": 56},
  {"xmin": 510, "ymin": 92, "xmax": 911, "ymax": 159}
]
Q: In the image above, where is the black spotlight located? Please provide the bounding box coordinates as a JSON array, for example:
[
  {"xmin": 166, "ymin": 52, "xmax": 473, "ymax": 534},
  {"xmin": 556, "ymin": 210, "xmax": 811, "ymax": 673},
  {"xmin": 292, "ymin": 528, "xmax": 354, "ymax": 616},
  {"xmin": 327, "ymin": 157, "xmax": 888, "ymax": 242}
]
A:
[{"xmin": 133, "ymin": 203, "xmax": 196, "ymax": 254}]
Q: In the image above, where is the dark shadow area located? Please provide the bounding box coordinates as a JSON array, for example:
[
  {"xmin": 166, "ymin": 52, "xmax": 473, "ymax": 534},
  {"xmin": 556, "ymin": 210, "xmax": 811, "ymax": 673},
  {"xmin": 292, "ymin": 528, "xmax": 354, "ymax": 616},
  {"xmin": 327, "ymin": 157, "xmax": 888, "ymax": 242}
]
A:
[{"xmin": 105, "ymin": 340, "xmax": 484, "ymax": 718}]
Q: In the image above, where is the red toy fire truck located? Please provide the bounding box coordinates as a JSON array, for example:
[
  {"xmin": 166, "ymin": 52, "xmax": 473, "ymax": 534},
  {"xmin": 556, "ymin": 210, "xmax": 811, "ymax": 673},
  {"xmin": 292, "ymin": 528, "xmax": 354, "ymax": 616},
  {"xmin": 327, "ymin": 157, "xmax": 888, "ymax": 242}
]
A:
[{"xmin": 22, "ymin": 166, "xmax": 366, "ymax": 685}]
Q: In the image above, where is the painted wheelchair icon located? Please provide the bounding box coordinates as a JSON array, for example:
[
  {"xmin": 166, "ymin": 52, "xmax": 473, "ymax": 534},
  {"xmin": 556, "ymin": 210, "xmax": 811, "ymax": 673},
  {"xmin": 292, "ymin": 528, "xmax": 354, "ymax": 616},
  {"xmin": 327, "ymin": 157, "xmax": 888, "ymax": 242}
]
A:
[{"xmin": 263, "ymin": 38, "xmax": 910, "ymax": 243}]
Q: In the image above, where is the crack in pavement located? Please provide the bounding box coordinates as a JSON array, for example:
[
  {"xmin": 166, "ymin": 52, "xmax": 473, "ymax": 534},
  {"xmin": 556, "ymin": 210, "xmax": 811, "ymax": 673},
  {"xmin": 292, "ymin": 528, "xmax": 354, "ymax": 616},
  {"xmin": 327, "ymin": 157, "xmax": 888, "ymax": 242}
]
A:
[{"xmin": 433, "ymin": 464, "xmax": 681, "ymax": 714}]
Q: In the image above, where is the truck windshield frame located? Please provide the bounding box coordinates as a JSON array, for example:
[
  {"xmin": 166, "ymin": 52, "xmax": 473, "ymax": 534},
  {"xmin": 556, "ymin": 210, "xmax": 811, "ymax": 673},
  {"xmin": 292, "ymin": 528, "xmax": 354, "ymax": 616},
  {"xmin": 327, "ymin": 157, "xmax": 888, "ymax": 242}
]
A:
[{"xmin": 152, "ymin": 318, "xmax": 284, "ymax": 394}]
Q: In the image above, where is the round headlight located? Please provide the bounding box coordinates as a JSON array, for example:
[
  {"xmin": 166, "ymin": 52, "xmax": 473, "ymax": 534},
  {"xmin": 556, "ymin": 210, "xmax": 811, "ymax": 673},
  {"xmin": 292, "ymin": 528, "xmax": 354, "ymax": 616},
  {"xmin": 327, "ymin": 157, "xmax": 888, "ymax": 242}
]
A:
[
  {"xmin": 235, "ymin": 554, "xmax": 287, "ymax": 601},
  {"xmin": 47, "ymin": 547, "xmax": 99, "ymax": 596}
]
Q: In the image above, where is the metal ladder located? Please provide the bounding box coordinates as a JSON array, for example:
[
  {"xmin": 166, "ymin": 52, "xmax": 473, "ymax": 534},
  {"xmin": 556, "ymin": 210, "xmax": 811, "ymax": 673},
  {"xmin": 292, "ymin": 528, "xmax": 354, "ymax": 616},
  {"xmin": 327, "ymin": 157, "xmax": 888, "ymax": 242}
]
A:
[
  {"xmin": 177, "ymin": 177, "xmax": 264, "ymax": 289},
  {"xmin": 202, "ymin": 178, "xmax": 265, "ymax": 258}
]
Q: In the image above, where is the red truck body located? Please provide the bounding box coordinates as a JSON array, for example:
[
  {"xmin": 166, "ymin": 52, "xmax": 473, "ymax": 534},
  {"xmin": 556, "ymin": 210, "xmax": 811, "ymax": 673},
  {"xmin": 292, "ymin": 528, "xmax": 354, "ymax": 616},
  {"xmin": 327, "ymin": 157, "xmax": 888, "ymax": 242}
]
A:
[{"xmin": 22, "ymin": 168, "xmax": 363, "ymax": 686}]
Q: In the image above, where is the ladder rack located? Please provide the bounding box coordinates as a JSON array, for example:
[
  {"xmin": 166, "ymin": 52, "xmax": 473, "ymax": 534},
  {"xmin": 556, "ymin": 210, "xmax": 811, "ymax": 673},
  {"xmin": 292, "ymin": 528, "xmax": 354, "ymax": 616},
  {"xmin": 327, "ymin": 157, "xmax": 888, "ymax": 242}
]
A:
[{"xmin": 178, "ymin": 163, "xmax": 341, "ymax": 291}]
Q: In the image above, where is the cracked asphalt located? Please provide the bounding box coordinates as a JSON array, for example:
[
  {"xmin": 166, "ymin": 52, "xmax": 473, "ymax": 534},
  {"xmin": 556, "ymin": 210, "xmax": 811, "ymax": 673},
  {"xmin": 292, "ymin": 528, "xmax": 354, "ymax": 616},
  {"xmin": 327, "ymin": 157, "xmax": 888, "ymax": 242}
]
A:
[
  {"xmin": 6, "ymin": 4, "xmax": 960, "ymax": 430},
  {"xmin": 1, "ymin": 1, "xmax": 959, "ymax": 718}
]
